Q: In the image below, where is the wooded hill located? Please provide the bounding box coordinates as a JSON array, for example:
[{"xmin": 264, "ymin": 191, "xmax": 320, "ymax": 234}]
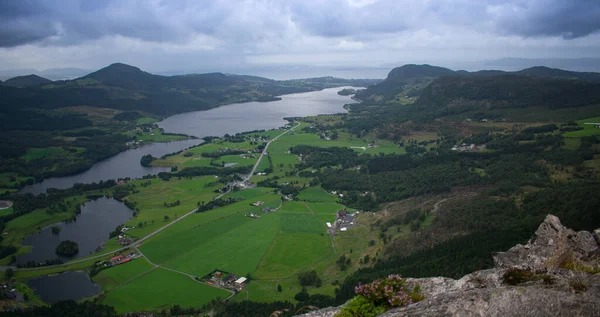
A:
[
  {"xmin": 1, "ymin": 74, "xmax": 52, "ymax": 87},
  {"xmin": 355, "ymin": 64, "xmax": 600, "ymax": 102}
]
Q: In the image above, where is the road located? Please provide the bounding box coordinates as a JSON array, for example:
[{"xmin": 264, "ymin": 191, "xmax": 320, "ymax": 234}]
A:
[
  {"xmin": 243, "ymin": 121, "xmax": 299, "ymax": 182},
  {"xmin": 9, "ymin": 121, "xmax": 299, "ymax": 273}
]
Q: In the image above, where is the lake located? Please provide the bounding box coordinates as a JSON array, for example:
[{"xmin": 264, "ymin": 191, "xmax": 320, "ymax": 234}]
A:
[
  {"xmin": 20, "ymin": 87, "xmax": 357, "ymax": 194},
  {"xmin": 15, "ymin": 197, "xmax": 134, "ymax": 265},
  {"xmin": 28, "ymin": 271, "xmax": 101, "ymax": 303}
]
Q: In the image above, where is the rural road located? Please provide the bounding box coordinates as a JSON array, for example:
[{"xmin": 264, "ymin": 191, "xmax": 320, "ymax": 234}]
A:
[
  {"xmin": 8, "ymin": 122, "xmax": 299, "ymax": 273},
  {"xmin": 243, "ymin": 121, "xmax": 299, "ymax": 182}
]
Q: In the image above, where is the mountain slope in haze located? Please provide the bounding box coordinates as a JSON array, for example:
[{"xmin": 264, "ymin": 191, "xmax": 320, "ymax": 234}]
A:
[
  {"xmin": 355, "ymin": 64, "xmax": 454, "ymax": 100},
  {"xmin": 2, "ymin": 74, "xmax": 52, "ymax": 87},
  {"xmin": 413, "ymin": 74, "xmax": 600, "ymax": 120},
  {"xmin": 356, "ymin": 64, "xmax": 600, "ymax": 102}
]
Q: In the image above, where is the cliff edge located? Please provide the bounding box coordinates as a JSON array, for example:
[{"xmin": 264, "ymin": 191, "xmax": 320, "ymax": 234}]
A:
[{"xmin": 298, "ymin": 215, "xmax": 600, "ymax": 317}]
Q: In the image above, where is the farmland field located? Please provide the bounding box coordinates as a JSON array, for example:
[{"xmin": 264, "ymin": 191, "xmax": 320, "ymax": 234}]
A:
[
  {"xmin": 255, "ymin": 232, "xmax": 332, "ymax": 279},
  {"xmin": 146, "ymin": 212, "xmax": 280, "ymax": 277},
  {"xmin": 297, "ymin": 186, "xmax": 339, "ymax": 202},
  {"xmin": 563, "ymin": 116, "xmax": 600, "ymax": 137},
  {"xmin": 120, "ymin": 176, "xmax": 220, "ymax": 238},
  {"xmin": 101, "ymin": 268, "xmax": 229, "ymax": 313},
  {"xmin": 93, "ymin": 258, "xmax": 154, "ymax": 290},
  {"xmin": 280, "ymin": 212, "xmax": 326, "ymax": 234}
]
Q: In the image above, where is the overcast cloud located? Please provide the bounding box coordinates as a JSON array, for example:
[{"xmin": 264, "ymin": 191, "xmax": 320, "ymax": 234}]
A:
[{"xmin": 0, "ymin": 0, "xmax": 599, "ymax": 75}]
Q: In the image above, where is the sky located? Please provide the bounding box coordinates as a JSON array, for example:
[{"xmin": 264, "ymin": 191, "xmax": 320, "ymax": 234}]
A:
[{"xmin": 1, "ymin": 0, "xmax": 599, "ymax": 77}]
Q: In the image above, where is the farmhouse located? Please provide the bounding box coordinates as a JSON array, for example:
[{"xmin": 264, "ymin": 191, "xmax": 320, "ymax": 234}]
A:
[
  {"xmin": 109, "ymin": 255, "xmax": 131, "ymax": 266},
  {"xmin": 235, "ymin": 277, "xmax": 247, "ymax": 287},
  {"xmin": 252, "ymin": 201, "xmax": 265, "ymax": 206}
]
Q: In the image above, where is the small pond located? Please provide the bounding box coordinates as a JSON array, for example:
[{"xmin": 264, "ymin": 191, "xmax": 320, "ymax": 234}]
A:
[{"xmin": 28, "ymin": 271, "xmax": 101, "ymax": 303}]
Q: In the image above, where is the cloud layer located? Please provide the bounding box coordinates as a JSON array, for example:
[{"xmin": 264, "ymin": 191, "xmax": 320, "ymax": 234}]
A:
[{"xmin": 0, "ymin": 0, "xmax": 599, "ymax": 72}]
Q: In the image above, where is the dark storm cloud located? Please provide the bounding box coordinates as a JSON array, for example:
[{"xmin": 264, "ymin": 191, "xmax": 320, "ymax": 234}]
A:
[
  {"xmin": 489, "ymin": 0, "xmax": 600, "ymax": 39},
  {"xmin": 0, "ymin": 1, "xmax": 59, "ymax": 47},
  {"xmin": 0, "ymin": 0, "xmax": 223, "ymax": 47},
  {"xmin": 0, "ymin": 0, "xmax": 599, "ymax": 49}
]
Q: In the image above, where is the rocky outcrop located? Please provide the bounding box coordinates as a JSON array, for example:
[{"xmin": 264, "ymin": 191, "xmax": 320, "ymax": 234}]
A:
[{"xmin": 297, "ymin": 215, "xmax": 600, "ymax": 317}]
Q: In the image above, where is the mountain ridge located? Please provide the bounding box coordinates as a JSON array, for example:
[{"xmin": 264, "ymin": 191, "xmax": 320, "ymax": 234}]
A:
[
  {"xmin": 356, "ymin": 64, "xmax": 600, "ymax": 101},
  {"xmin": 2, "ymin": 74, "xmax": 53, "ymax": 87}
]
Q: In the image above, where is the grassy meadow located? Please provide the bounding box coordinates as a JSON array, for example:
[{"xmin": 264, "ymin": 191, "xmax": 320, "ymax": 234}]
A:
[
  {"xmin": 101, "ymin": 268, "xmax": 229, "ymax": 313},
  {"xmin": 93, "ymin": 258, "xmax": 154, "ymax": 290}
]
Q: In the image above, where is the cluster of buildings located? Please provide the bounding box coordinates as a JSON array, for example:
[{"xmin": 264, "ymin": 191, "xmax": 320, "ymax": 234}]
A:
[
  {"xmin": 451, "ymin": 143, "xmax": 486, "ymax": 152},
  {"xmin": 252, "ymin": 201, "xmax": 265, "ymax": 206},
  {"xmin": 336, "ymin": 210, "xmax": 358, "ymax": 232},
  {"xmin": 331, "ymin": 191, "xmax": 344, "ymax": 198},
  {"xmin": 109, "ymin": 255, "xmax": 131, "ymax": 266},
  {"xmin": 118, "ymin": 226, "xmax": 135, "ymax": 246},
  {"xmin": 203, "ymin": 271, "xmax": 248, "ymax": 292}
]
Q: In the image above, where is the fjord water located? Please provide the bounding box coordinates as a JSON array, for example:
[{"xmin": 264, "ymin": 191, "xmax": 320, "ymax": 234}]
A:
[
  {"xmin": 15, "ymin": 197, "xmax": 133, "ymax": 265},
  {"xmin": 159, "ymin": 86, "xmax": 357, "ymax": 137},
  {"xmin": 20, "ymin": 87, "xmax": 357, "ymax": 194}
]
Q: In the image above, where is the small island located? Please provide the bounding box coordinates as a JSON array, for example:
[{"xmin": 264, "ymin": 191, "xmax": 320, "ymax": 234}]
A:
[
  {"xmin": 140, "ymin": 154, "xmax": 155, "ymax": 167},
  {"xmin": 337, "ymin": 88, "xmax": 357, "ymax": 96},
  {"xmin": 55, "ymin": 240, "xmax": 79, "ymax": 256}
]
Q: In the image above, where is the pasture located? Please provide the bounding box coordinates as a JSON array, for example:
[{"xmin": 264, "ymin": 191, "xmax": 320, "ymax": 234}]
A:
[
  {"xmin": 93, "ymin": 258, "xmax": 154, "ymax": 290},
  {"xmin": 563, "ymin": 116, "xmax": 600, "ymax": 137},
  {"xmin": 297, "ymin": 186, "xmax": 338, "ymax": 202},
  {"xmin": 140, "ymin": 194, "xmax": 281, "ymax": 275},
  {"xmin": 120, "ymin": 176, "xmax": 220, "ymax": 238},
  {"xmin": 254, "ymin": 232, "xmax": 332, "ymax": 279},
  {"xmin": 101, "ymin": 268, "xmax": 229, "ymax": 313}
]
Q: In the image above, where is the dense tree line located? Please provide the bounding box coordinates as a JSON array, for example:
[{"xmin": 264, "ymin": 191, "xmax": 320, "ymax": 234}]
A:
[
  {"xmin": 197, "ymin": 197, "xmax": 243, "ymax": 212},
  {"xmin": 1, "ymin": 300, "xmax": 120, "ymax": 317},
  {"xmin": 291, "ymin": 145, "xmax": 366, "ymax": 169}
]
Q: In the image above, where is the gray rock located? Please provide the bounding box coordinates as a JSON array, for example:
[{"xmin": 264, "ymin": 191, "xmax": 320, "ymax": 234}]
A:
[{"xmin": 296, "ymin": 215, "xmax": 600, "ymax": 317}]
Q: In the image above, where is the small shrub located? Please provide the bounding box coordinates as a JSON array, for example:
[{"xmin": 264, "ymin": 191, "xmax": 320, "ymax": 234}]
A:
[
  {"xmin": 541, "ymin": 274, "xmax": 555, "ymax": 285},
  {"xmin": 502, "ymin": 268, "xmax": 537, "ymax": 285},
  {"xmin": 294, "ymin": 288, "xmax": 310, "ymax": 302},
  {"xmin": 570, "ymin": 278, "xmax": 587, "ymax": 293},
  {"xmin": 354, "ymin": 274, "xmax": 424, "ymax": 308},
  {"xmin": 335, "ymin": 296, "xmax": 385, "ymax": 317}
]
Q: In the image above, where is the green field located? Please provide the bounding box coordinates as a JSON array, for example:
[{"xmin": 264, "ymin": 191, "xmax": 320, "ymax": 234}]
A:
[
  {"xmin": 140, "ymin": 194, "xmax": 281, "ymax": 275},
  {"xmin": 563, "ymin": 116, "xmax": 600, "ymax": 137},
  {"xmin": 136, "ymin": 117, "xmax": 158, "ymax": 124},
  {"xmin": 279, "ymin": 201, "xmax": 311, "ymax": 213},
  {"xmin": 101, "ymin": 268, "xmax": 229, "ymax": 313},
  {"xmin": 0, "ymin": 207, "xmax": 13, "ymax": 217},
  {"xmin": 297, "ymin": 186, "xmax": 339, "ymax": 202},
  {"xmin": 93, "ymin": 258, "xmax": 154, "ymax": 290},
  {"xmin": 120, "ymin": 176, "xmax": 220, "ymax": 238},
  {"xmin": 125, "ymin": 128, "xmax": 188, "ymax": 143},
  {"xmin": 280, "ymin": 212, "xmax": 326, "ymax": 234},
  {"xmin": 255, "ymin": 232, "xmax": 332, "ymax": 279}
]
